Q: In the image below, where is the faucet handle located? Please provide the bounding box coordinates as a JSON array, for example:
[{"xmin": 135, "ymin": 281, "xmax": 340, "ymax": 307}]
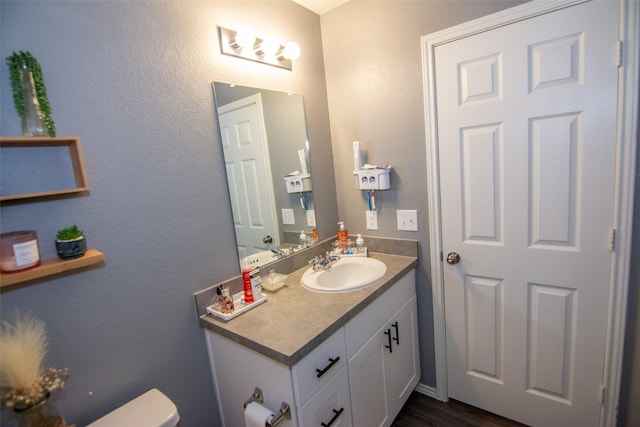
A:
[
  {"xmin": 308, "ymin": 255, "xmax": 322, "ymax": 265},
  {"xmin": 325, "ymin": 252, "xmax": 340, "ymax": 261}
]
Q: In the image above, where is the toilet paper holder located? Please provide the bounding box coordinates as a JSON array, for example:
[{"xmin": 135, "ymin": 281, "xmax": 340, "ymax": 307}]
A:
[{"xmin": 243, "ymin": 387, "xmax": 291, "ymax": 427}]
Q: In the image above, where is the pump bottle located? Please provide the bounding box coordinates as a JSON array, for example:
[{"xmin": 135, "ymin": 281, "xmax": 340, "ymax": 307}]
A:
[
  {"xmin": 356, "ymin": 234, "xmax": 365, "ymax": 254},
  {"xmin": 241, "ymin": 257, "xmax": 254, "ymax": 304},
  {"xmin": 337, "ymin": 222, "xmax": 348, "ymax": 254}
]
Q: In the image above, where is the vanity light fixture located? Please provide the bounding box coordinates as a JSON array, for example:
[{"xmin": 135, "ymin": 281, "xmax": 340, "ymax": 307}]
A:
[{"xmin": 218, "ymin": 26, "xmax": 300, "ymax": 70}]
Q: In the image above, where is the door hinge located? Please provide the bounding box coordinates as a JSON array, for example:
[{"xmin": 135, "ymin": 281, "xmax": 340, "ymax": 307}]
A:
[
  {"xmin": 440, "ymin": 252, "xmax": 443, "ymax": 262},
  {"xmin": 600, "ymin": 385, "xmax": 606, "ymax": 406},
  {"xmin": 609, "ymin": 228, "xmax": 616, "ymax": 252},
  {"xmin": 616, "ymin": 40, "xmax": 623, "ymax": 67}
]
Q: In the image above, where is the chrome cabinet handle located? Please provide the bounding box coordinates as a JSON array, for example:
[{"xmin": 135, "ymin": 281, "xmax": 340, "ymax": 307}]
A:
[{"xmin": 446, "ymin": 251, "xmax": 461, "ymax": 265}]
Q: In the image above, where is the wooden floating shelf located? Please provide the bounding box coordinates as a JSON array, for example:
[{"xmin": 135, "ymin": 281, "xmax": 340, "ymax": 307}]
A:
[
  {"xmin": 0, "ymin": 136, "xmax": 89, "ymax": 202},
  {"xmin": 0, "ymin": 249, "xmax": 104, "ymax": 288}
]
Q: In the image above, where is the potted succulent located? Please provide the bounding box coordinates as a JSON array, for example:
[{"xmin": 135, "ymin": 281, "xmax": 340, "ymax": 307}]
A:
[{"xmin": 55, "ymin": 225, "xmax": 87, "ymax": 260}]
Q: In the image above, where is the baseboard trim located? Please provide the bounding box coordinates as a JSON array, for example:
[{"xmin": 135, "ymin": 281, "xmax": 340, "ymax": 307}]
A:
[{"xmin": 414, "ymin": 382, "xmax": 440, "ymax": 400}]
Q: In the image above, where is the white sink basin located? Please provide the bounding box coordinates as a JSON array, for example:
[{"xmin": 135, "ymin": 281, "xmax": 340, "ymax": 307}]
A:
[
  {"xmin": 245, "ymin": 250, "xmax": 278, "ymax": 268},
  {"xmin": 301, "ymin": 257, "xmax": 387, "ymax": 293}
]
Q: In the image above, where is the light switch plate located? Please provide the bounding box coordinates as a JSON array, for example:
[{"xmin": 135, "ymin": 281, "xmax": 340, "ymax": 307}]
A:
[
  {"xmin": 397, "ymin": 209, "xmax": 418, "ymax": 231},
  {"xmin": 306, "ymin": 209, "xmax": 316, "ymax": 227},
  {"xmin": 282, "ymin": 208, "xmax": 295, "ymax": 225},
  {"xmin": 366, "ymin": 210, "xmax": 378, "ymax": 230}
]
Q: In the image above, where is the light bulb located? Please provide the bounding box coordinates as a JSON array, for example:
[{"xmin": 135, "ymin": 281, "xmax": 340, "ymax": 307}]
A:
[
  {"xmin": 282, "ymin": 42, "xmax": 301, "ymax": 60},
  {"xmin": 232, "ymin": 29, "xmax": 255, "ymax": 49},
  {"xmin": 260, "ymin": 37, "xmax": 281, "ymax": 57}
]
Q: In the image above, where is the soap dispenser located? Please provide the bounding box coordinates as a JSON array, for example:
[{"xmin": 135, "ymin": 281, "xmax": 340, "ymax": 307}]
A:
[
  {"xmin": 356, "ymin": 234, "xmax": 365, "ymax": 254},
  {"xmin": 299, "ymin": 230, "xmax": 308, "ymax": 248}
]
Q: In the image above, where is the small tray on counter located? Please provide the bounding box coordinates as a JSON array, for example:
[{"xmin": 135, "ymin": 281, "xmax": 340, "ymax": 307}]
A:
[
  {"xmin": 206, "ymin": 292, "xmax": 267, "ymax": 322},
  {"xmin": 330, "ymin": 247, "xmax": 368, "ymax": 257}
]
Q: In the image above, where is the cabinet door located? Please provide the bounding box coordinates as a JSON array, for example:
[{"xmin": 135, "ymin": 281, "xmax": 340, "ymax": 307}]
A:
[
  {"xmin": 387, "ymin": 296, "xmax": 420, "ymax": 418},
  {"xmin": 299, "ymin": 366, "xmax": 352, "ymax": 427},
  {"xmin": 348, "ymin": 328, "xmax": 390, "ymax": 427}
]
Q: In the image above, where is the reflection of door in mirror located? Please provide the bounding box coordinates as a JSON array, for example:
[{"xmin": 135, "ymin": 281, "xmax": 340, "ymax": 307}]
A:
[
  {"xmin": 218, "ymin": 93, "xmax": 279, "ymax": 258},
  {"xmin": 213, "ymin": 82, "xmax": 317, "ymax": 267}
]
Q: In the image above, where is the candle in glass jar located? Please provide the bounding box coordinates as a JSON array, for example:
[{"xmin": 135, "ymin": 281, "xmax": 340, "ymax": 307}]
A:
[{"xmin": 0, "ymin": 231, "xmax": 41, "ymax": 273}]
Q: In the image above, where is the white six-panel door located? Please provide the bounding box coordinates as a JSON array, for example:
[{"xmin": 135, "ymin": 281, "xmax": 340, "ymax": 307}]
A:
[{"xmin": 434, "ymin": 1, "xmax": 618, "ymax": 426}]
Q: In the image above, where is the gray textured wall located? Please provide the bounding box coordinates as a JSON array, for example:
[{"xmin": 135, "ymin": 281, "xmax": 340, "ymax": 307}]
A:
[
  {"xmin": 1, "ymin": 1, "xmax": 637, "ymax": 426},
  {"xmin": 321, "ymin": 1, "xmax": 639, "ymax": 424},
  {"xmin": 320, "ymin": 0, "xmax": 525, "ymax": 387},
  {"xmin": 0, "ymin": 1, "xmax": 335, "ymax": 426}
]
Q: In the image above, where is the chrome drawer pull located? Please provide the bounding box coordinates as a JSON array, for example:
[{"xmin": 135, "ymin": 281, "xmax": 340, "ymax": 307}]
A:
[{"xmin": 316, "ymin": 356, "xmax": 340, "ymax": 378}]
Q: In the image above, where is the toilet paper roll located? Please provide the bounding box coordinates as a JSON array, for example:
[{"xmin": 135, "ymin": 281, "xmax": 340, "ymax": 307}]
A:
[{"xmin": 244, "ymin": 401, "xmax": 274, "ymax": 427}]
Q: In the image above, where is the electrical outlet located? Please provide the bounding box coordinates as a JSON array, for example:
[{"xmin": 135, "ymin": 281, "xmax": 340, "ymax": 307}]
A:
[
  {"xmin": 397, "ymin": 209, "xmax": 418, "ymax": 231},
  {"xmin": 366, "ymin": 210, "xmax": 378, "ymax": 230},
  {"xmin": 306, "ymin": 209, "xmax": 316, "ymax": 227},
  {"xmin": 282, "ymin": 208, "xmax": 295, "ymax": 225}
]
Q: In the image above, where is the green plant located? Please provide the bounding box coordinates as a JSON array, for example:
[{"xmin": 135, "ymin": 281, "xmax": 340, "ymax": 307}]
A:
[
  {"xmin": 56, "ymin": 225, "xmax": 83, "ymax": 241},
  {"xmin": 5, "ymin": 51, "xmax": 56, "ymax": 137}
]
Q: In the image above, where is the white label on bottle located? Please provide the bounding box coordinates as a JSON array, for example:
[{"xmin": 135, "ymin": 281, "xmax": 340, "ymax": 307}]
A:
[
  {"xmin": 13, "ymin": 240, "xmax": 39, "ymax": 266},
  {"xmin": 250, "ymin": 269, "xmax": 262, "ymax": 298}
]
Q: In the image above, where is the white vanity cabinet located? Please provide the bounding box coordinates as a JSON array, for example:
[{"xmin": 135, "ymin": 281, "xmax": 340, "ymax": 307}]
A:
[
  {"xmin": 204, "ymin": 268, "xmax": 417, "ymax": 427},
  {"xmin": 346, "ymin": 270, "xmax": 419, "ymax": 427},
  {"xmin": 205, "ymin": 331, "xmax": 298, "ymax": 426},
  {"xmin": 205, "ymin": 327, "xmax": 349, "ymax": 427},
  {"xmin": 298, "ymin": 366, "xmax": 352, "ymax": 426}
]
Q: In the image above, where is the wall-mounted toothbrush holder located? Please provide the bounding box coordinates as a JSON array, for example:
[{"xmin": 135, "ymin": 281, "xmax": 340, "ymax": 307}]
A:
[
  {"xmin": 285, "ymin": 172, "xmax": 312, "ymax": 193},
  {"xmin": 354, "ymin": 168, "xmax": 391, "ymax": 190}
]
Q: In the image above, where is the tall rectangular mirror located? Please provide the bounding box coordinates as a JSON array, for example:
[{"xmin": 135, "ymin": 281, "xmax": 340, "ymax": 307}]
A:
[{"xmin": 212, "ymin": 82, "xmax": 317, "ymax": 267}]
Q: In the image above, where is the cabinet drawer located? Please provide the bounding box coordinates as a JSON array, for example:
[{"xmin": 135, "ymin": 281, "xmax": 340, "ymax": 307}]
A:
[
  {"xmin": 299, "ymin": 366, "xmax": 352, "ymax": 427},
  {"xmin": 292, "ymin": 327, "xmax": 347, "ymax": 405},
  {"xmin": 345, "ymin": 270, "xmax": 415, "ymax": 358}
]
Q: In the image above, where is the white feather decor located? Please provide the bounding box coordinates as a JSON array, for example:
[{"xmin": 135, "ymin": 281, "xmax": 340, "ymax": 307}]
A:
[
  {"xmin": 0, "ymin": 312, "xmax": 48, "ymax": 389},
  {"xmin": 0, "ymin": 311, "xmax": 68, "ymax": 410}
]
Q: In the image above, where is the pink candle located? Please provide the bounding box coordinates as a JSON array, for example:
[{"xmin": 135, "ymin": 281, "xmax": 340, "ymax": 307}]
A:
[{"xmin": 0, "ymin": 230, "xmax": 41, "ymax": 273}]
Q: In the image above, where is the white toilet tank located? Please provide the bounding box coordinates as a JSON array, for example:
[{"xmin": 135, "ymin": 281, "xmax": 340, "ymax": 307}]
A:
[{"xmin": 87, "ymin": 388, "xmax": 180, "ymax": 427}]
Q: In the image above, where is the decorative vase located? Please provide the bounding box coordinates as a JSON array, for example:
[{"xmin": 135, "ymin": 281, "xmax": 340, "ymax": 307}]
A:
[
  {"xmin": 14, "ymin": 393, "xmax": 66, "ymax": 427},
  {"xmin": 55, "ymin": 236, "xmax": 87, "ymax": 260},
  {"xmin": 19, "ymin": 61, "xmax": 47, "ymax": 137}
]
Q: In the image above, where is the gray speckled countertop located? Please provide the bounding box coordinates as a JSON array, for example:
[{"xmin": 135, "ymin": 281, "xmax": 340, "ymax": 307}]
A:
[{"xmin": 197, "ymin": 251, "xmax": 418, "ymax": 366}]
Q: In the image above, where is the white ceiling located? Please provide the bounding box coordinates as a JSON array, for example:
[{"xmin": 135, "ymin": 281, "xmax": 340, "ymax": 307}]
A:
[{"xmin": 291, "ymin": 0, "xmax": 350, "ymax": 15}]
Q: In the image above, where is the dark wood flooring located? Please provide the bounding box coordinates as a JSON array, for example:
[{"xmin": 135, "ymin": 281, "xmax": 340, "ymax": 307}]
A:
[{"xmin": 391, "ymin": 392, "xmax": 529, "ymax": 427}]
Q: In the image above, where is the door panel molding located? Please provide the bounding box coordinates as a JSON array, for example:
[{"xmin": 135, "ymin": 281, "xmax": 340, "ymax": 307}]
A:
[{"xmin": 421, "ymin": 1, "xmax": 638, "ymax": 426}]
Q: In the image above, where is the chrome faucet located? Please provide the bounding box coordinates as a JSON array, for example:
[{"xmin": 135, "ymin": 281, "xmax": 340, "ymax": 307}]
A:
[
  {"xmin": 309, "ymin": 253, "xmax": 340, "ymax": 271},
  {"xmin": 271, "ymin": 248, "xmax": 287, "ymax": 259},
  {"xmin": 271, "ymin": 247, "xmax": 294, "ymax": 259}
]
